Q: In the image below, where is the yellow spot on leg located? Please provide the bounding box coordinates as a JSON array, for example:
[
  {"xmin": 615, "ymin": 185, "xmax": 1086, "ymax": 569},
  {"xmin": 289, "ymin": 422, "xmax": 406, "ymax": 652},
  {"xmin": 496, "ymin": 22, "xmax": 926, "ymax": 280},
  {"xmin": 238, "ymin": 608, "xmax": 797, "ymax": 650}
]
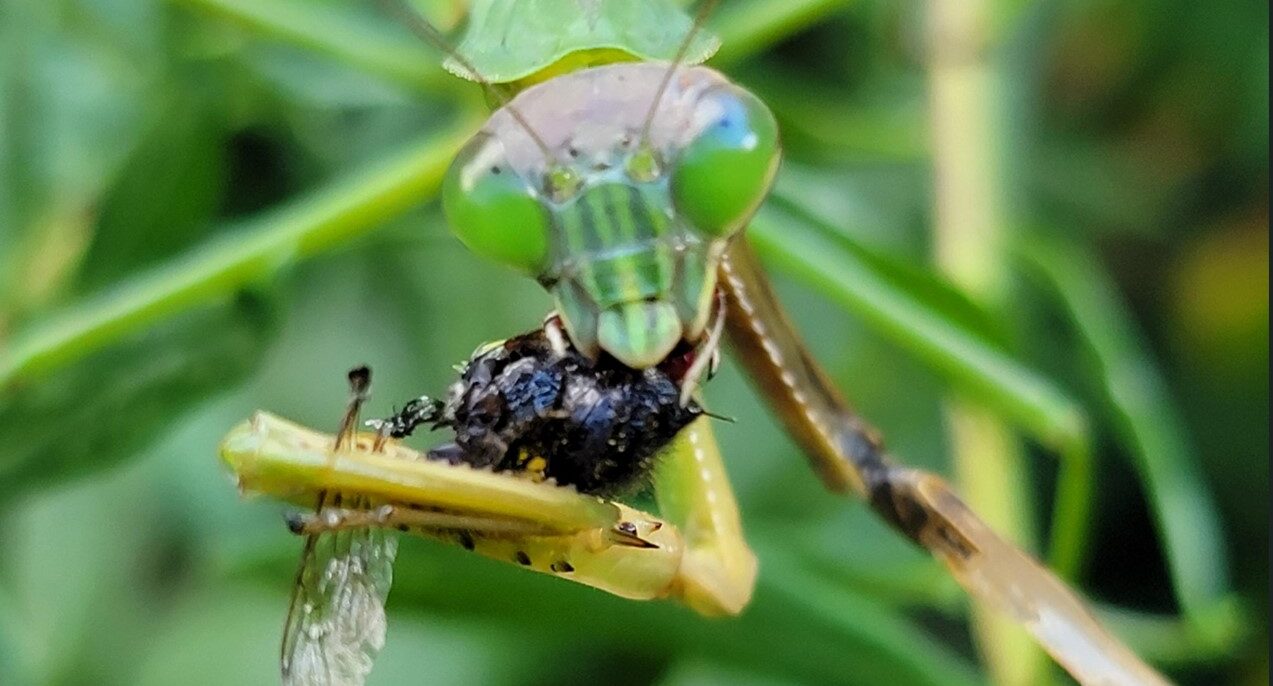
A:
[{"xmin": 526, "ymin": 456, "xmax": 549, "ymax": 482}]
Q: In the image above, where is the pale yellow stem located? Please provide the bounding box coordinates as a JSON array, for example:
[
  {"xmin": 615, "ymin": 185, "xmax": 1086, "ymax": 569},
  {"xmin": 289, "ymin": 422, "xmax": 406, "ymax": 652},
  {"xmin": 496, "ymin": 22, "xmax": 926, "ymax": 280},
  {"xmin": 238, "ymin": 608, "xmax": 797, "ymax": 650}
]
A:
[{"xmin": 926, "ymin": 1, "xmax": 1047, "ymax": 683}]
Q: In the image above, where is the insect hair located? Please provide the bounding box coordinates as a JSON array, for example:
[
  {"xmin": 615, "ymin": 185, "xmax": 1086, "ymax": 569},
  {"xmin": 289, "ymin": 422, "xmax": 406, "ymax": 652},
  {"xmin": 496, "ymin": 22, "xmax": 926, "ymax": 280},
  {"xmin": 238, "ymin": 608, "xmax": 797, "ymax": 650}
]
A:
[
  {"xmin": 639, "ymin": 0, "xmax": 722, "ymax": 148},
  {"xmin": 373, "ymin": 0, "xmax": 560, "ymax": 165}
]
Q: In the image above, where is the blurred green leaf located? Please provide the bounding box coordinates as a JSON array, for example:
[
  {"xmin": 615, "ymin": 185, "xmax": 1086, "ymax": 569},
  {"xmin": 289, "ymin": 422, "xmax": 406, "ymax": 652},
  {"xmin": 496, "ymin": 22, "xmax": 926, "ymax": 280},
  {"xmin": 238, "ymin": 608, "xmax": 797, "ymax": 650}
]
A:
[
  {"xmin": 710, "ymin": 0, "xmax": 857, "ymax": 68},
  {"xmin": 657, "ymin": 659, "xmax": 805, "ymax": 686},
  {"xmin": 6, "ymin": 446, "xmax": 183, "ymax": 683},
  {"xmin": 748, "ymin": 201, "xmax": 1098, "ymax": 575},
  {"xmin": 770, "ymin": 179, "xmax": 1011, "ymax": 350},
  {"xmin": 131, "ymin": 583, "xmax": 536, "ymax": 686},
  {"xmin": 176, "ymin": 0, "xmax": 450, "ymax": 92},
  {"xmin": 229, "ymin": 538, "xmax": 984, "ymax": 686},
  {"xmin": 745, "ymin": 63, "xmax": 928, "ymax": 161},
  {"xmin": 0, "ymin": 0, "xmax": 154, "ymax": 322},
  {"xmin": 0, "ymin": 587, "xmax": 32, "ymax": 686},
  {"xmin": 1017, "ymin": 235, "xmax": 1234, "ymax": 632},
  {"xmin": 0, "ymin": 291, "xmax": 277, "ymax": 500},
  {"xmin": 749, "ymin": 203, "xmax": 1089, "ymax": 452},
  {"xmin": 0, "ymin": 121, "xmax": 472, "ymax": 388},
  {"xmin": 75, "ymin": 95, "xmax": 229, "ymax": 293},
  {"xmin": 0, "ymin": 0, "xmax": 1264, "ymax": 682},
  {"xmin": 131, "ymin": 585, "xmax": 296, "ymax": 686},
  {"xmin": 753, "ymin": 519, "xmax": 962, "ymax": 610}
]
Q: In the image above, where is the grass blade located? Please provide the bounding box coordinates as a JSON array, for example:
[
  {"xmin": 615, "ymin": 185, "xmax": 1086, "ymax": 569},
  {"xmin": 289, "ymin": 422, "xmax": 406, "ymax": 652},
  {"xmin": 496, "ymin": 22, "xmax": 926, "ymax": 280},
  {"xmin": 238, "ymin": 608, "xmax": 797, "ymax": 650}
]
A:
[{"xmin": 1018, "ymin": 235, "xmax": 1235, "ymax": 632}]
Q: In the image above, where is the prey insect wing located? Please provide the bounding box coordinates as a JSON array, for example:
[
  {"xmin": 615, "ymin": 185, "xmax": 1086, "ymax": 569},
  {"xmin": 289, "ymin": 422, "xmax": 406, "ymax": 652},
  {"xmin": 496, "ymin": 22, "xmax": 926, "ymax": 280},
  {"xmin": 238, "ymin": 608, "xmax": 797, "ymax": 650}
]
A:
[
  {"xmin": 281, "ymin": 494, "xmax": 398, "ymax": 686},
  {"xmin": 281, "ymin": 368, "xmax": 399, "ymax": 686}
]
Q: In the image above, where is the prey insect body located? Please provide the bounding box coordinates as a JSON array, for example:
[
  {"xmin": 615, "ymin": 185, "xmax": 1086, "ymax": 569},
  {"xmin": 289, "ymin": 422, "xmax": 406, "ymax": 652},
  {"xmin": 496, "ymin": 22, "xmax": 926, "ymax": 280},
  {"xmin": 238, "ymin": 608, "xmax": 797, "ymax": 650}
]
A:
[{"xmin": 374, "ymin": 322, "xmax": 709, "ymax": 496}]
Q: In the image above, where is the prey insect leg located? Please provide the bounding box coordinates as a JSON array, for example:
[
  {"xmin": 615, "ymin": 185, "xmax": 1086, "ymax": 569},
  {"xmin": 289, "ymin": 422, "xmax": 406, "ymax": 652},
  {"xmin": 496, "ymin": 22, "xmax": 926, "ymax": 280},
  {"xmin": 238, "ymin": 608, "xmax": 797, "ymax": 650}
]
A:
[
  {"xmin": 366, "ymin": 396, "xmax": 443, "ymax": 448},
  {"xmin": 290, "ymin": 496, "xmax": 694, "ymax": 605},
  {"xmin": 285, "ymin": 505, "xmax": 560, "ymax": 538}
]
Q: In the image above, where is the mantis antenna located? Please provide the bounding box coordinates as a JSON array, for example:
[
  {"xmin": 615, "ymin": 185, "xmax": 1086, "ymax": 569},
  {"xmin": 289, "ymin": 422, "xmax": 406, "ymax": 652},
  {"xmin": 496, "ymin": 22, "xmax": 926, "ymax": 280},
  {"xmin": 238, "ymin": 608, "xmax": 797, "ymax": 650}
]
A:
[
  {"xmin": 639, "ymin": 0, "xmax": 722, "ymax": 147},
  {"xmin": 373, "ymin": 0, "xmax": 560, "ymax": 165}
]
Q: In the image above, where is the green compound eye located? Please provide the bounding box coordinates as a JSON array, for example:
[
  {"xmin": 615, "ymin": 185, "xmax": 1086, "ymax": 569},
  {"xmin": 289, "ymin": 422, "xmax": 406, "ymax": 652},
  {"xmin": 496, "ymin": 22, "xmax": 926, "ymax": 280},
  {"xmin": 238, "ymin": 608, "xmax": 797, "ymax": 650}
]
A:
[
  {"xmin": 442, "ymin": 135, "xmax": 550, "ymax": 274},
  {"xmin": 671, "ymin": 88, "xmax": 780, "ymax": 237}
]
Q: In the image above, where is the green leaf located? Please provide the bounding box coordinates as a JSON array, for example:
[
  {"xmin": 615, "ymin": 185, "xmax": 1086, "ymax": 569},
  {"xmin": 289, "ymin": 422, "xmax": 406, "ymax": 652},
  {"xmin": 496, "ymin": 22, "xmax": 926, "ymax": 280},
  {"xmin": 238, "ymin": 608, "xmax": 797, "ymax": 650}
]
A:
[
  {"xmin": 753, "ymin": 68, "xmax": 929, "ymax": 162},
  {"xmin": 231, "ymin": 538, "xmax": 984, "ymax": 686},
  {"xmin": 748, "ymin": 202, "xmax": 1096, "ymax": 576},
  {"xmin": 0, "ymin": 587, "xmax": 33, "ymax": 686},
  {"xmin": 75, "ymin": 96, "xmax": 229, "ymax": 292},
  {"xmin": 769, "ymin": 181, "xmax": 1011, "ymax": 351},
  {"xmin": 0, "ymin": 0, "xmax": 153, "ymax": 321},
  {"xmin": 749, "ymin": 203, "xmax": 1089, "ymax": 452},
  {"xmin": 450, "ymin": 0, "xmax": 719, "ymax": 82},
  {"xmin": 657, "ymin": 659, "xmax": 806, "ymax": 686},
  {"xmin": 711, "ymin": 0, "xmax": 858, "ymax": 68},
  {"xmin": 175, "ymin": 0, "xmax": 451, "ymax": 92}
]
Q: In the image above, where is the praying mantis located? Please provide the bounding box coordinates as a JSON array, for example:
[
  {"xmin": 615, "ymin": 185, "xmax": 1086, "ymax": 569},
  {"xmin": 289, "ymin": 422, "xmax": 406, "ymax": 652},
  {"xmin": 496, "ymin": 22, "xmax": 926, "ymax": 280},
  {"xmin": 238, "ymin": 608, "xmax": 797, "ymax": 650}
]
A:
[{"xmin": 218, "ymin": 2, "xmax": 1172, "ymax": 684}]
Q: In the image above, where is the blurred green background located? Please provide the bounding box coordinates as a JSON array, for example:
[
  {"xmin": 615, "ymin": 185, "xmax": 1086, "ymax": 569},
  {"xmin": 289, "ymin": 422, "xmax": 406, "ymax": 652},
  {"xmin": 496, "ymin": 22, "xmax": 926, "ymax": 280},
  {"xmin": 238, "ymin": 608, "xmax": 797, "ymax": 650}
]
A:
[{"xmin": 0, "ymin": 0, "xmax": 1267, "ymax": 684}]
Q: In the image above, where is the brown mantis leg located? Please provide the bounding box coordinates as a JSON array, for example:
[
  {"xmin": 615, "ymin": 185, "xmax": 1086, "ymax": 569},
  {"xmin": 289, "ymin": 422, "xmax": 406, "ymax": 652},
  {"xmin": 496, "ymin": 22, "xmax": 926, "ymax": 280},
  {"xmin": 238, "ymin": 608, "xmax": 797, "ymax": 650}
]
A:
[
  {"xmin": 718, "ymin": 238, "xmax": 1169, "ymax": 686},
  {"xmin": 718, "ymin": 239, "xmax": 928, "ymax": 533}
]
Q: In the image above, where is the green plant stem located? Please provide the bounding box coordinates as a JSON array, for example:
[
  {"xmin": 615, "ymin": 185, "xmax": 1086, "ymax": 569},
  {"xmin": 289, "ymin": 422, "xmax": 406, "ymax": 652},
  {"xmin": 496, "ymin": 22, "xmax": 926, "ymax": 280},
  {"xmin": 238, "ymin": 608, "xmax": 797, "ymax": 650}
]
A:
[
  {"xmin": 925, "ymin": 2, "xmax": 1049, "ymax": 680},
  {"xmin": 0, "ymin": 121, "xmax": 475, "ymax": 387}
]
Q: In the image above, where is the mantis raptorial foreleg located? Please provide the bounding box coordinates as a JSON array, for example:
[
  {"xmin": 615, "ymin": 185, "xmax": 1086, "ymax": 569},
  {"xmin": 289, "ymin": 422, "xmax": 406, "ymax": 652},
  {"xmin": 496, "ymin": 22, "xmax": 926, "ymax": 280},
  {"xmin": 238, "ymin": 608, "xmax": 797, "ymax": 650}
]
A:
[
  {"xmin": 653, "ymin": 417, "xmax": 758, "ymax": 617},
  {"xmin": 226, "ymin": 412, "xmax": 756, "ymax": 613},
  {"xmin": 278, "ymin": 416, "xmax": 758, "ymax": 617},
  {"xmin": 718, "ymin": 239, "xmax": 1169, "ymax": 686}
]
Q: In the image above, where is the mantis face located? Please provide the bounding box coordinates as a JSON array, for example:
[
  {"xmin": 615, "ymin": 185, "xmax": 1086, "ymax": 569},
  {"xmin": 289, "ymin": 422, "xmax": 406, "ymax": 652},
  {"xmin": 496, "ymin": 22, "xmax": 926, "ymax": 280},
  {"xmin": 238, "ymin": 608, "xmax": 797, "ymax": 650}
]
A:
[{"xmin": 441, "ymin": 63, "xmax": 779, "ymax": 368}]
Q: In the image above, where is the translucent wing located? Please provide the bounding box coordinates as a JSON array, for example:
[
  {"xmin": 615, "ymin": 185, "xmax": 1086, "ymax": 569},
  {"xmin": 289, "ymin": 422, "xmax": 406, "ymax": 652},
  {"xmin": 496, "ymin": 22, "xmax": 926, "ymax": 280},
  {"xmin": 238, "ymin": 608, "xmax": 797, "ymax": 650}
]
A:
[
  {"xmin": 281, "ymin": 493, "xmax": 398, "ymax": 686},
  {"xmin": 280, "ymin": 366, "xmax": 396, "ymax": 686}
]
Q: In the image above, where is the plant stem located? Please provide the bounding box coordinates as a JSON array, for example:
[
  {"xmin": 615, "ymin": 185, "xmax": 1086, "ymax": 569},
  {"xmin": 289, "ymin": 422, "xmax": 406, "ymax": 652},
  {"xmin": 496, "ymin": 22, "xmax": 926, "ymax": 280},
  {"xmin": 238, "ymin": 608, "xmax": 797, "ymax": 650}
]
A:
[{"xmin": 925, "ymin": 0, "xmax": 1052, "ymax": 682}]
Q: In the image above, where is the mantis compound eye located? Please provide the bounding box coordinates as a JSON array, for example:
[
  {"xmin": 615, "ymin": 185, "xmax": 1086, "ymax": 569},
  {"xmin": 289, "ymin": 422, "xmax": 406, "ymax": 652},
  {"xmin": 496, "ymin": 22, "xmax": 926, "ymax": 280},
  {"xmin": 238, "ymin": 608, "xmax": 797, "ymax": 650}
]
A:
[
  {"xmin": 443, "ymin": 134, "xmax": 551, "ymax": 274},
  {"xmin": 671, "ymin": 87, "xmax": 780, "ymax": 238}
]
